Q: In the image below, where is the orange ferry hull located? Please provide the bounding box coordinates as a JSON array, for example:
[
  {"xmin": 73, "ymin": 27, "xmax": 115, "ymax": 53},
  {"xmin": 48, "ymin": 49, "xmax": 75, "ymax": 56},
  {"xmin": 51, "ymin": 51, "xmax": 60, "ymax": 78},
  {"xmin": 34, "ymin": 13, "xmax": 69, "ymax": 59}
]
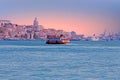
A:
[
  {"xmin": 46, "ymin": 35, "xmax": 70, "ymax": 44},
  {"xmin": 46, "ymin": 41, "xmax": 70, "ymax": 44}
]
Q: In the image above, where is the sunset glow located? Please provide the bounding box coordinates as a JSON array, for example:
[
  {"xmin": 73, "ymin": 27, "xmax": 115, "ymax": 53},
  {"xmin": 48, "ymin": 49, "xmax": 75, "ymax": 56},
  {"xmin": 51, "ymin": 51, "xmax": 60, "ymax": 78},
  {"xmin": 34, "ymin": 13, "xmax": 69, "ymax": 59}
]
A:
[{"xmin": 1, "ymin": 0, "xmax": 120, "ymax": 36}]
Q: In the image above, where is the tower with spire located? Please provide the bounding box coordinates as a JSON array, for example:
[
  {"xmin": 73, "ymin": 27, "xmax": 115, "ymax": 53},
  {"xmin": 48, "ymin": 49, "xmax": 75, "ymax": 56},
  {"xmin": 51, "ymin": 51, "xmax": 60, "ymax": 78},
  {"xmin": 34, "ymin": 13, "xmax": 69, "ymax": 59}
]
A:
[{"xmin": 33, "ymin": 17, "xmax": 39, "ymax": 31}]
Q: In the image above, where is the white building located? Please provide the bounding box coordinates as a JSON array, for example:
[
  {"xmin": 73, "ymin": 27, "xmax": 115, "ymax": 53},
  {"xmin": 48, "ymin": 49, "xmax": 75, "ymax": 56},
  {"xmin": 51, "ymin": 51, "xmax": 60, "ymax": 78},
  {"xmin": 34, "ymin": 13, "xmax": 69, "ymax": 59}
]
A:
[
  {"xmin": 0, "ymin": 20, "xmax": 11, "ymax": 26},
  {"xmin": 33, "ymin": 17, "xmax": 44, "ymax": 31}
]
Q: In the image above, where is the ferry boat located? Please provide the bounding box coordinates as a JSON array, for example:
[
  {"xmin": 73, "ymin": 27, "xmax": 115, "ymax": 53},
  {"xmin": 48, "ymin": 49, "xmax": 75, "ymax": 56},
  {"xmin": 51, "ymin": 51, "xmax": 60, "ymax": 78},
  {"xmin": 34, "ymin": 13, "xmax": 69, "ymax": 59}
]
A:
[{"xmin": 46, "ymin": 34, "xmax": 70, "ymax": 44}]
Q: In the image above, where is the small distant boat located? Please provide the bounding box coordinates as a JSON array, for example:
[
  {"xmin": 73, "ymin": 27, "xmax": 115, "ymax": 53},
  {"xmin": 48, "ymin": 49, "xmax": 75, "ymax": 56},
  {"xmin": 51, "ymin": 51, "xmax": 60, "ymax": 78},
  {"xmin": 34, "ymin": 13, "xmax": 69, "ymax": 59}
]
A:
[{"xmin": 46, "ymin": 34, "xmax": 70, "ymax": 44}]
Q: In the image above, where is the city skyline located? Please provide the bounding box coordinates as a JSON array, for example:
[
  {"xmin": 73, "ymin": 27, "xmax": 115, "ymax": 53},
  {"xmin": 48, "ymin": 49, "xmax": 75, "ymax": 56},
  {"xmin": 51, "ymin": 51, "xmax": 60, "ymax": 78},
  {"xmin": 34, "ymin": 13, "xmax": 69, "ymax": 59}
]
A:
[{"xmin": 0, "ymin": 0, "xmax": 120, "ymax": 36}]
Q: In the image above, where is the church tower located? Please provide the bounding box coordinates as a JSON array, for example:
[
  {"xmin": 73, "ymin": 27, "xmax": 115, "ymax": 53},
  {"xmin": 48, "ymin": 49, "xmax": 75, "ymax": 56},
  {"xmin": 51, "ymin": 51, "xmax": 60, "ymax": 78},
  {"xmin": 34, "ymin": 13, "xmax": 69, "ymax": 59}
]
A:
[{"xmin": 33, "ymin": 17, "xmax": 39, "ymax": 31}]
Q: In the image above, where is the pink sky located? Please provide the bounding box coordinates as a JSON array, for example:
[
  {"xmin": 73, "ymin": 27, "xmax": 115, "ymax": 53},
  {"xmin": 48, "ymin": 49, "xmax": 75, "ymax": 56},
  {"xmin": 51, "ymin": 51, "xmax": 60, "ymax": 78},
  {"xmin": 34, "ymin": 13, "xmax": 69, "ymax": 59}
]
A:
[
  {"xmin": 9, "ymin": 13, "xmax": 119, "ymax": 36},
  {"xmin": 1, "ymin": 0, "xmax": 120, "ymax": 36}
]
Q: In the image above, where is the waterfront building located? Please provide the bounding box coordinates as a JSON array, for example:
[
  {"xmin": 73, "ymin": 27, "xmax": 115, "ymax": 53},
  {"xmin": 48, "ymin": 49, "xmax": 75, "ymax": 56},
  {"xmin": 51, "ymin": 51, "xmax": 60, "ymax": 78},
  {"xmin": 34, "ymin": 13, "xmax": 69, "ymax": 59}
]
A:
[
  {"xmin": 30, "ymin": 31, "xmax": 34, "ymax": 40},
  {"xmin": 2, "ymin": 19, "xmax": 120, "ymax": 41},
  {"xmin": 27, "ymin": 33, "xmax": 30, "ymax": 40},
  {"xmin": 0, "ymin": 20, "xmax": 11, "ymax": 26}
]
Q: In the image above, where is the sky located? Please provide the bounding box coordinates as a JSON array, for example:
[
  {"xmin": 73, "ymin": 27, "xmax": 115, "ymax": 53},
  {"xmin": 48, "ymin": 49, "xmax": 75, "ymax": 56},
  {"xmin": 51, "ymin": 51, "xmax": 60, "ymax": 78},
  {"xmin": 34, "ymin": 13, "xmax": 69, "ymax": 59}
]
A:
[{"xmin": 0, "ymin": 0, "xmax": 120, "ymax": 36}]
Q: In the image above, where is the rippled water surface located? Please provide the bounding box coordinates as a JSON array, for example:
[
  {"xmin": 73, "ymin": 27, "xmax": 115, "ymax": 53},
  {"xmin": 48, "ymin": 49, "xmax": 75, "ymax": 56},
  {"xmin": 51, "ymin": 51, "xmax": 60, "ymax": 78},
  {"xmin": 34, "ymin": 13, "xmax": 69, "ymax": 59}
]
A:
[{"xmin": 0, "ymin": 41, "xmax": 120, "ymax": 80}]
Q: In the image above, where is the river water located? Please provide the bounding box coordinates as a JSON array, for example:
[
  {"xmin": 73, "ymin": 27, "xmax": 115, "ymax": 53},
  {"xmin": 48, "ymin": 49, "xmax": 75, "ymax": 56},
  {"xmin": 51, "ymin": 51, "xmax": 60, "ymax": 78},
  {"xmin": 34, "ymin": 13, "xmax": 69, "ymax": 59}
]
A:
[{"xmin": 0, "ymin": 41, "xmax": 120, "ymax": 80}]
